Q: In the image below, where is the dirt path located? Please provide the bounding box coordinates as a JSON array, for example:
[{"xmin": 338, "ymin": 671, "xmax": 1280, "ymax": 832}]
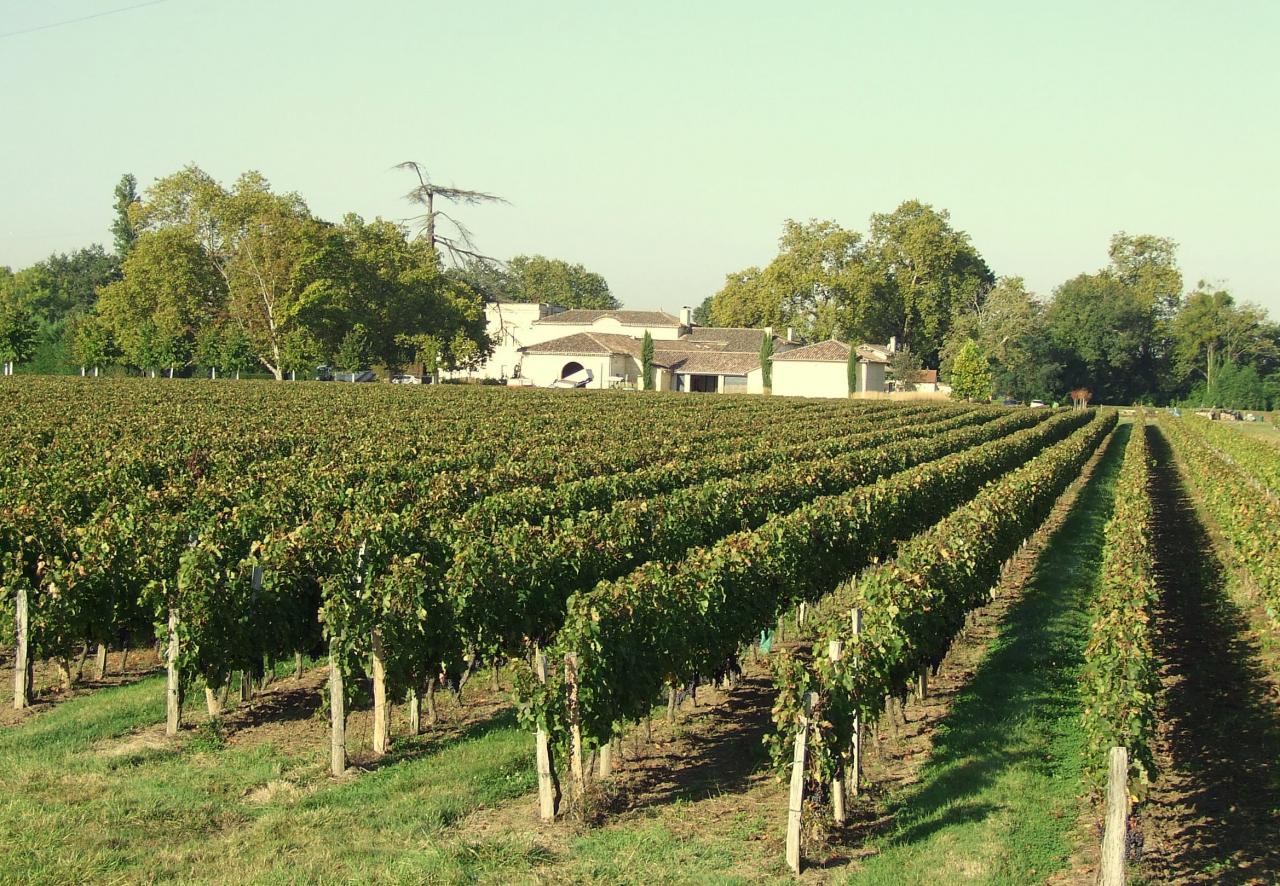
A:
[{"xmin": 1137, "ymin": 429, "xmax": 1280, "ymax": 884}]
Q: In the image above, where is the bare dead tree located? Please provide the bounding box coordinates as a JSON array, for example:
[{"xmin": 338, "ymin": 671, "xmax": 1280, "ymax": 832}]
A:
[{"xmin": 395, "ymin": 161, "xmax": 508, "ymax": 266}]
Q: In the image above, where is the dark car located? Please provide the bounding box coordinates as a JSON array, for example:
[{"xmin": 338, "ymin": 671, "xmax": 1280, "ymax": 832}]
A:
[{"xmin": 314, "ymin": 365, "xmax": 334, "ymax": 382}]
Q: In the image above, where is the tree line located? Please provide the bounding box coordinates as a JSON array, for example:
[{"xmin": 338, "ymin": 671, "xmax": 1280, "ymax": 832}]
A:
[
  {"xmin": 0, "ymin": 167, "xmax": 618, "ymax": 379},
  {"xmin": 696, "ymin": 202, "xmax": 1278, "ymax": 408},
  {"xmin": 3, "ymin": 174, "xmax": 1272, "ymax": 407}
]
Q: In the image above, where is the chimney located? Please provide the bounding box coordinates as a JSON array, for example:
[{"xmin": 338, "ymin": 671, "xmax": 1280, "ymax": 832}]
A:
[
  {"xmin": 786, "ymin": 327, "xmax": 795, "ymax": 343},
  {"xmin": 680, "ymin": 306, "xmax": 693, "ymax": 327},
  {"xmin": 764, "ymin": 326, "xmax": 774, "ymax": 338},
  {"xmin": 889, "ymin": 335, "xmax": 897, "ymax": 353}
]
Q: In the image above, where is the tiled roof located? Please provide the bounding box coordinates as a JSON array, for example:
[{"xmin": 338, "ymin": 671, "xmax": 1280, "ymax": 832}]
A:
[
  {"xmin": 856, "ymin": 343, "xmax": 894, "ymax": 363},
  {"xmin": 521, "ymin": 332, "xmax": 677, "ymax": 367},
  {"xmin": 536, "ymin": 309, "xmax": 683, "ymax": 327},
  {"xmin": 919, "ymin": 369, "xmax": 938, "ymax": 384},
  {"xmin": 663, "ymin": 351, "xmax": 762, "ymax": 375},
  {"xmin": 772, "ymin": 339, "xmax": 853, "ymax": 363}
]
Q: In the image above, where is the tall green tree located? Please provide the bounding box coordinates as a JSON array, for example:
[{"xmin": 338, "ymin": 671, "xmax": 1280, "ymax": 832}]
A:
[
  {"xmin": 948, "ymin": 340, "xmax": 993, "ymax": 401},
  {"xmin": 1170, "ymin": 283, "xmax": 1275, "ymax": 397},
  {"xmin": 0, "ymin": 303, "xmax": 38, "ymax": 371},
  {"xmin": 113, "ymin": 174, "xmax": 140, "ymax": 258},
  {"xmin": 759, "ymin": 331, "xmax": 773, "ymax": 391},
  {"xmin": 866, "ymin": 200, "xmax": 993, "ymax": 364},
  {"xmin": 705, "ymin": 220, "xmax": 869, "ymax": 341},
  {"xmin": 888, "ymin": 345, "xmax": 923, "ymax": 391},
  {"xmin": 501, "ymin": 255, "xmax": 618, "ymax": 309},
  {"xmin": 847, "ymin": 342, "xmax": 858, "ymax": 396},
  {"xmin": 1046, "ymin": 272, "xmax": 1155, "ymax": 403},
  {"xmin": 1108, "ymin": 232, "xmax": 1182, "ymax": 321},
  {"xmin": 640, "ymin": 330, "xmax": 654, "ymax": 390},
  {"xmin": 96, "ymin": 227, "xmax": 225, "ymax": 373},
  {"xmin": 943, "ymin": 276, "xmax": 1060, "ymax": 401}
]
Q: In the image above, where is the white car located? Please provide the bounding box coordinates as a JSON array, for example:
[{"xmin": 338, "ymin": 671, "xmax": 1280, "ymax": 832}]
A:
[
  {"xmin": 1029, "ymin": 399, "xmax": 1047, "ymax": 408},
  {"xmin": 390, "ymin": 374, "xmax": 422, "ymax": 385}
]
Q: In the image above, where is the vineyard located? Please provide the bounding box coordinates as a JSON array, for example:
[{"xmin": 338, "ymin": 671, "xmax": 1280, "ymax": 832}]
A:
[{"xmin": 2, "ymin": 379, "xmax": 1278, "ymax": 884}]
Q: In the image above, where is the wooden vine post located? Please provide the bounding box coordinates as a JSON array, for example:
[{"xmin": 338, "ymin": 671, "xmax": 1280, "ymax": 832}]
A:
[
  {"xmin": 95, "ymin": 643, "xmax": 108, "ymax": 680},
  {"xmin": 849, "ymin": 608, "xmax": 863, "ymax": 799},
  {"xmin": 13, "ymin": 584, "xmax": 31, "ymax": 709},
  {"xmin": 828, "ymin": 639, "xmax": 846, "ymax": 825},
  {"xmin": 371, "ymin": 627, "xmax": 390, "ymax": 756},
  {"xmin": 1098, "ymin": 746, "xmax": 1129, "ymax": 886},
  {"xmin": 329, "ymin": 636, "xmax": 346, "ymax": 776},
  {"xmin": 565, "ymin": 652, "xmax": 585, "ymax": 801},
  {"xmin": 533, "ymin": 646, "xmax": 559, "ymax": 822},
  {"xmin": 407, "ymin": 685, "xmax": 422, "ymax": 735},
  {"xmin": 785, "ymin": 691, "xmax": 817, "ymax": 875},
  {"xmin": 165, "ymin": 607, "xmax": 182, "ymax": 736}
]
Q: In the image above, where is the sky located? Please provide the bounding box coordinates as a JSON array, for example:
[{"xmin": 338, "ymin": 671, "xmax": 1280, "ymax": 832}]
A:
[{"xmin": 1, "ymin": 0, "xmax": 1277, "ymax": 314}]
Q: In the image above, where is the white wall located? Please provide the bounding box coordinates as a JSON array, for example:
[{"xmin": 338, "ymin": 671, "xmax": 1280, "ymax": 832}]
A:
[
  {"xmin": 771, "ymin": 361, "xmax": 850, "ymax": 399},
  {"xmin": 519, "ymin": 352, "xmax": 612, "ymax": 389}
]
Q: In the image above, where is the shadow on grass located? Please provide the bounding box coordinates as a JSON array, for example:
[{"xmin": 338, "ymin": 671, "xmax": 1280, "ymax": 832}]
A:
[
  {"xmin": 860, "ymin": 424, "xmax": 1130, "ymax": 857},
  {"xmin": 1143, "ymin": 428, "xmax": 1280, "ymax": 883}
]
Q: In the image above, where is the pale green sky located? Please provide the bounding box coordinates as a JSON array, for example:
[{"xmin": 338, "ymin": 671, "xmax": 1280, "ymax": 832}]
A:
[{"xmin": 2, "ymin": 0, "xmax": 1277, "ymax": 313}]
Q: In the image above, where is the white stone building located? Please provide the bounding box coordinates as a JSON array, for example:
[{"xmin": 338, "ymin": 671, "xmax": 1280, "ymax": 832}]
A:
[{"xmin": 770, "ymin": 339, "xmax": 894, "ymax": 398}]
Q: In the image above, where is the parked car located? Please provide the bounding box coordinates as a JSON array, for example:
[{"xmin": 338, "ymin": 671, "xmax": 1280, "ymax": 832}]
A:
[
  {"xmin": 314, "ymin": 364, "xmax": 334, "ymax": 382},
  {"xmin": 390, "ymin": 374, "xmax": 422, "ymax": 385},
  {"xmin": 1029, "ymin": 399, "xmax": 1047, "ymax": 408}
]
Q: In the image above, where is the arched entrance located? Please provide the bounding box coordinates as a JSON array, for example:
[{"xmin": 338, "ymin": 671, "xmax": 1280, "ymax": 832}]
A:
[{"xmin": 560, "ymin": 361, "xmax": 585, "ymax": 378}]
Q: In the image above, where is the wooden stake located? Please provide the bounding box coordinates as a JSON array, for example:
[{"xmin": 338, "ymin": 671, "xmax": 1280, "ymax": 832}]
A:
[
  {"xmin": 425, "ymin": 677, "xmax": 438, "ymax": 725},
  {"xmin": 205, "ymin": 684, "xmax": 222, "ymax": 718},
  {"xmin": 534, "ymin": 647, "xmax": 559, "ymax": 822},
  {"xmin": 329, "ymin": 637, "xmax": 346, "ymax": 776},
  {"xmin": 917, "ymin": 667, "xmax": 928, "ymax": 702},
  {"xmin": 828, "ymin": 639, "xmax": 846, "ymax": 826},
  {"xmin": 13, "ymin": 584, "xmax": 30, "ymax": 709},
  {"xmin": 490, "ymin": 661, "xmax": 500, "ymax": 692},
  {"xmin": 165, "ymin": 608, "xmax": 182, "ymax": 736},
  {"xmin": 599, "ymin": 740, "xmax": 613, "ymax": 778},
  {"xmin": 295, "ymin": 651, "xmax": 304, "ymax": 679},
  {"xmin": 850, "ymin": 608, "xmax": 863, "ymax": 799},
  {"xmin": 565, "ymin": 653, "xmax": 585, "ymax": 801},
  {"xmin": 667, "ymin": 685, "xmax": 677, "ymax": 722},
  {"xmin": 407, "ymin": 685, "xmax": 422, "ymax": 736},
  {"xmin": 371, "ymin": 627, "xmax": 390, "ymax": 756},
  {"xmin": 239, "ymin": 670, "xmax": 251, "ymax": 702},
  {"xmin": 1099, "ymin": 747, "xmax": 1129, "ymax": 886},
  {"xmin": 95, "ymin": 643, "xmax": 108, "ymax": 680},
  {"xmin": 785, "ymin": 691, "xmax": 817, "ymax": 875}
]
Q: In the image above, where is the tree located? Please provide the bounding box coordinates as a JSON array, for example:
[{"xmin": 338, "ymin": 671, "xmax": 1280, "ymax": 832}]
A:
[
  {"xmin": 1171, "ymin": 283, "xmax": 1275, "ymax": 397},
  {"xmin": 1046, "ymin": 273, "xmax": 1155, "ymax": 403},
  {"xmin": 759, "ymin": 331, "xmax": 773, "ymax": 391},
  {"xmin": 396, "ymin": 161, "xmax": 507, "ymax": 266},
  {"xmin": 692, "ymin": 296, "xmax": 713, "ymax": 326},
  {"xmin": 502, "ymin": 255, "xmax": 618, "ymax": 309},
  {"xmin": 943, "ymin": 276, "xmax": 1060, "ymax": 402},
  {"xmin": 0, "ymin": 303, "xmax": 38, "ymax": 372},
  {"xmin": 948, "ymin": 340, "xmax": 992, "ymax": 401},
  {"xmin": 640, "ymin": 330, "xmax": 654, "ymax": 390},
  {"xmin": 866, "ymin": 200, "xmax": 994, "ymax": 365},
  {"xmin": 1108, "ymin": 232, "xmax": 1182, "ymax": 321},
  {"xmin": 847, "ymin": 342, "xmax": 858, "ymax": 396},
  {"xmin": 95, "ymin": 227, "xmax": 225, "ymax": 373},
  {"xmin": 67, "ymin": 312, "xmax": 116, "ymax": 372},
  {"xmin": 335, "ymin": 325, "xmax": 372, "ymax": 372},
  {"xmin": 888, "ymin": 345, "xmax": 923, "ymax": 392},
  {"xmin": 113, "ymin": 174, "xmax": 140, "ymax": 258},
  {"xmin": 705, "ymin": 220, "xmax": 870, "ymax": 341}
]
